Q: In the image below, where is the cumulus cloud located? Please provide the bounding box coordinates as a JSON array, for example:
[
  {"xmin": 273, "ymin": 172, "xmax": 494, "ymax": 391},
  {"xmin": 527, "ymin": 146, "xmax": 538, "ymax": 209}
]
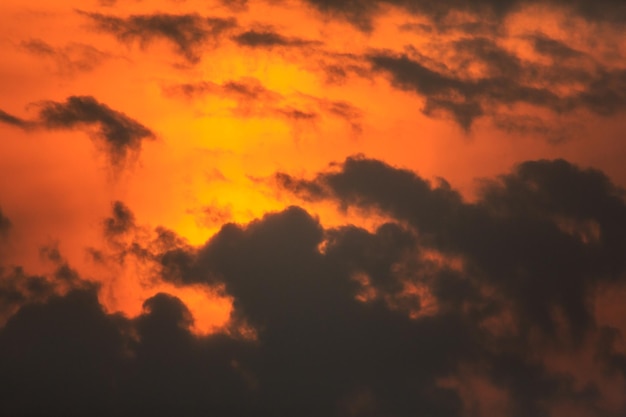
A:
[
  {"xmin": 2, "ymin": 158, "xmax": 626, "ymax": 416},
  {"xmin": 277, "ymin": 156, "xmax": 626, "ymax": 341},
  {"xmin": 0, "ymin": 245, "xmax": 91, "ymax": 327}
]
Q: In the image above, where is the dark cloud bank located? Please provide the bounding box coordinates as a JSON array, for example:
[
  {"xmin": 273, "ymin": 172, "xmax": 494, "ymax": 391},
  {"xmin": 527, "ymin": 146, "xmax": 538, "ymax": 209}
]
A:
[
  {"xmin": 76, "ymin": 8, "xmax": 626, "ymax": 133},
  {"xmin": 0, "ymin": 96, "xmax": 154, "ymax": 166},
  {"xmin": 368, "ymin": 43, "xmax": 626, "ymax": 130},
  {"xmin": 2, "ymin": 156, "xmax": 626, "ymax": 416},
  {"xmin": 300, "ymin": 0, "xmax": 626, "ymax": 31}
]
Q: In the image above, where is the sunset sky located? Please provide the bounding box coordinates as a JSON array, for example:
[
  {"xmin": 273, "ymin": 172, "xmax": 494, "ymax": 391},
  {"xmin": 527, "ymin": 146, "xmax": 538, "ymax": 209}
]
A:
[{"xmin": 1, "ymin": 0, "xmax": 626, "ymax": 416}]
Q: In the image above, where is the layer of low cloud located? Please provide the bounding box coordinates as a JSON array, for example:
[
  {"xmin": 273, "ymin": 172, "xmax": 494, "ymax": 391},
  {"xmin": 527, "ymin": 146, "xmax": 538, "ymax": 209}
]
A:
[
  {"xmin": 2, "ymin": 158, "xmax": 626, "ymax": 416},
  {"xmin": 301, "ymin": 0, "xmax": 626, "ymax": 31}
]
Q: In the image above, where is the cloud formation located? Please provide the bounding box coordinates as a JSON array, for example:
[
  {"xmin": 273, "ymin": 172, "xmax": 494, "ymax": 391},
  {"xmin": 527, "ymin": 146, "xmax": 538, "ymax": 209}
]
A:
[
  {"xmin": 0, "ymin": 209, "xmax": 10, "ymax": 238},
  {"xmin": 20, "ymin": 38, "xmax": 109, "ymax": 75},
  {"xmin": 277, "ymin": 156, "xmax": 626, "ymax": 341},
  {"xmin": 2, "ymin": 158, "xmax": 626, "ymax": 416},
  {"xmin": 0, "ymin": 110, "xmax": 31, "ymax": 129},
  {"xmin": 369, "ymin": 44, "xmax": 626, "ymax": 129},
  {"xmin": 81, "ymin": 12, "xmax": 237, "ymax": 63},
  {"xmin": 0, "ymin": 96, "xmax": 155, "ymax": 167},
  {"xmin": 233, "ymin": 29, "xmax": 317, "ymax": 48},
  {"xmin": 165, "ymin": 77, "xmax": 362, "ymax": 132},
  {"xmin": 1, "ymin": 1, "xmax": 626, "ymax": 416},
  {"xmin": 301, "ymin": 0, "xmax": 626, "ymax": 31}
]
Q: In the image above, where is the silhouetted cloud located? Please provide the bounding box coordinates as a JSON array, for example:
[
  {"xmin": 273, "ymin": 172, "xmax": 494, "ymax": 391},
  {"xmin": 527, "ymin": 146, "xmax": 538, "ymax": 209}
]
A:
[
  {"xmin": 369, "ymin": 49, "xmax": 626, "ymax": 129},
  {"xmin": 103, "ymin": 201, "xmax": 136, "ymax": 237},
  {"xmin": 233, "ymin": 29, "xmax": 317, "ymax": 48},
  {"xmin": 0, "ymin": 268, "xmax": 53, "ymax": 322},
  {"xmin": 301, "ymin": 0, "xmax": 626, "ymax": 31},
  {"xmin": 81, "ymin": 12, "xmax": 237, "ymax": 63},
  {"xmin": 277, "ymin": 156, "xmax": 626, "ymax": 341},
  {"xmin": 0, "ymin": 110, "xmax": 30, "ymax": 129},
  {"xmin": 38, "ymin": 96, "xmax": 155, "ymax": 165},
  {"xmin": 528, "ymin": 33, "xmax": 584, "ymax": 60},
  {"xmin": 0, "ymin": 209, "xmax": 9, "ymax": 237},
  {"xmin": 0, "ymin": 247, "xmax": 88, "ymax": 327},
  {"xmin": 491, "ymin": 113, "xmax": 578, "ymax": 143},
  {"xmin": 2, "ymin": 158, "xmax": 626, "ymax": 416},
  {"xmin": 0, "ymin": 96, "xmax": 155, "ymax": 167}
]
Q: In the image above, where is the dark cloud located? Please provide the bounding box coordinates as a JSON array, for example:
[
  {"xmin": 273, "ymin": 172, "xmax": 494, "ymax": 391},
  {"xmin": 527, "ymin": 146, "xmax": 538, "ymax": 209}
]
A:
[
  {"xmin": 103, "ymin": 201, "xmax": 136, "ymax": 237},
  {"xmin": 233, "ymin": 29, "xmax": 317, "ymax": 48},
  {"xmin": 0, "ymin": 248, "xmax": 88, "ymax": 327},
  {"xmin": 0, "ymin": 209, "xmax": 9, "ymax": 237},
  {"xmin": 38, "ymin": 96, "xmax": 155, "ymax": 165},
  {"xmin": 277, "ymin": 156, "xmax": 626, "ymax": 341},
  {"xmin": 2, "ymin": 158, "xmax": 626, "ymax": 416},
  {"xmin": 0, "ymin": 283, "xmax": 255, "ymax": 417},
  {"xmin": 575, "ymin": 68, "xmax": 626, "ymax": 116},
  {"xmin": 596, "ymin": 326, "xmax": 626, "ymax": 380},
  {"xmin": 0, "ymin": 109, "xmax": 31, "ymax": 129},
  {"xmin": 81, "ymin": 12, "xmax": 237, "ymax": 63},
  {"xmin": 491, "ymin": 113, "xmax": 578, "ymax": 143},
  {"xmin": 399, "ymin": 20, "xmax": 499, "ymax": 36},
  {"xmin": 301, "ymin": 0, "xmax": 380, "ymax": 31},
  {"xmin": 369, "ymin": 52, "xmax": 489, "ymax": 129},
  {"xmin": 275, "ymin": 107, "xmax": 318, "ymax": 121},
  {"xmin": 301, "ymin": 0, "xmax": 626, "ymax": 31},
  {"xmin": 0, "ymin": 286, "xmax": 133, "ymax": 417},
  {"xmin": 529, "ymin": 33, "xmax": 584, "ymax": 60},
  {"xmin": 0, "ymin": 96, "xmax": 155, "ymax": 166},
  {"xmin": 0, "ymin": 268, "xmax": 53, "ymax": 324},
  {"xmin": 369, "ymin": 48, "xmax": 626, "ymax": 129}
]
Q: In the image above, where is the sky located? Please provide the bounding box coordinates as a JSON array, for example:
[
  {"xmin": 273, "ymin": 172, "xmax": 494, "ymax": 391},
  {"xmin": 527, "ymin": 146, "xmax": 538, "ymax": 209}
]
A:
[{"xmin": 0, "ymin": 0, "xmax": 625, "ymax": 416}]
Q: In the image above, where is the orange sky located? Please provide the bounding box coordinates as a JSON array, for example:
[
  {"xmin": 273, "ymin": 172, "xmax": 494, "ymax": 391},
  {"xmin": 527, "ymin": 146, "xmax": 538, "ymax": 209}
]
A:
[
  {"xmin": 1, "ymin": 1, "xmax": 626, "ymax": 415},
  {"xmin": 1, "ymin": 0, "xmax": 624, "ymax": 328}
]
